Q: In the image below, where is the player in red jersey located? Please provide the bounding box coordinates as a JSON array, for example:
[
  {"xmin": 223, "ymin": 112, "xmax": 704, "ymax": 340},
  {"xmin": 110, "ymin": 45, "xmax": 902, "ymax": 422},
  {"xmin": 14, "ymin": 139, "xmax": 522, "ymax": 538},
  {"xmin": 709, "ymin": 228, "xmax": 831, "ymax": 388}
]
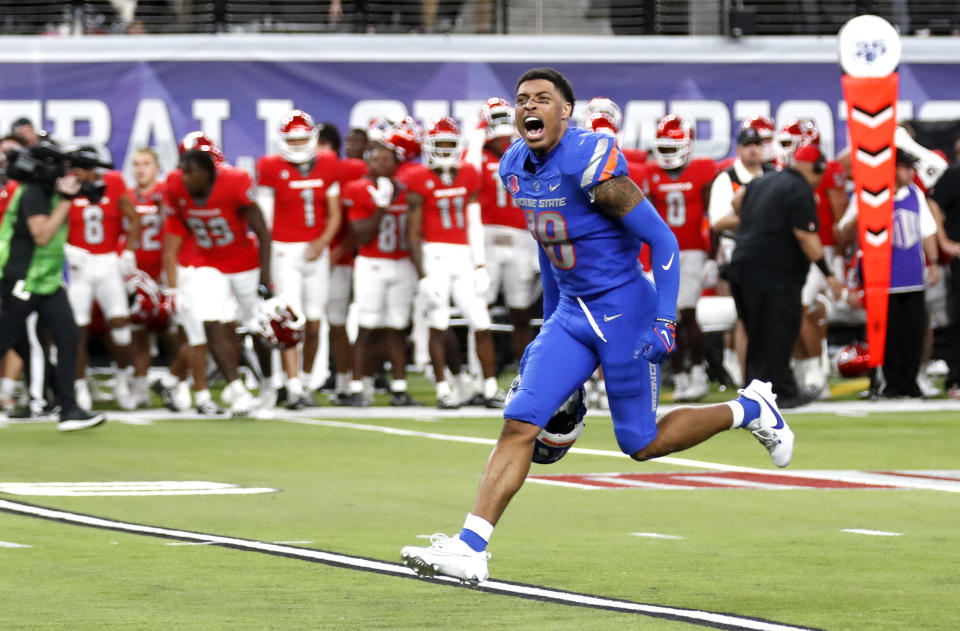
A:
[
  {"xmin": 779, "ymin": 120, "xmax": 847, "ymax": 398},
  {"xmin": 469, "ymin": 98, "xmax": 536, "ymax": 366},
  {"xmin": 64, "ymin": 146, "xmax": 140, "ymax": 411},
  {"xmin": 642, "ymin": 114, "xmax": 717, "ymax": 401},
  {"xmin": 320, "ymin": 121, "xmax": 368, "ymax": 404},
  {"xmin": 149, "ymin": 133, "xmax": 231, "ymax": 416},
  {"xmin": 342, "ymin": 133, "xmax": 422, "ymax": 407},
  {"xmin": 257, "ymin": 110, "xmax": 341, "ymax": 409},
  {"xmin": 125, "ymin": 147, "xmax": 174, "ymax": 407},
  {"xmin": 164, "ymin": 149, "xmax": 273, "ymax": 416},
  {"xmin": 407, "ymin": 117, "xmax": 503, "ymax": 409}
]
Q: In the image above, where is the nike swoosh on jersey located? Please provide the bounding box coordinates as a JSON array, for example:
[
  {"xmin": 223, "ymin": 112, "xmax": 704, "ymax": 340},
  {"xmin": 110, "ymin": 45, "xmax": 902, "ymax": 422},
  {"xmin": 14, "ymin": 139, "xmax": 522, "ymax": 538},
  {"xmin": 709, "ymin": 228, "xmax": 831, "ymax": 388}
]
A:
[
  {"xmin": 603, "ymin": 313, "xmax": 623, "ymax": 322},
  {"xmin": 548, "ymin": 182, "xmax": 561, "ymax": 191},
  {"xmin": 661, "ymin": 252, "xmax": 676, "ymax": 271}
]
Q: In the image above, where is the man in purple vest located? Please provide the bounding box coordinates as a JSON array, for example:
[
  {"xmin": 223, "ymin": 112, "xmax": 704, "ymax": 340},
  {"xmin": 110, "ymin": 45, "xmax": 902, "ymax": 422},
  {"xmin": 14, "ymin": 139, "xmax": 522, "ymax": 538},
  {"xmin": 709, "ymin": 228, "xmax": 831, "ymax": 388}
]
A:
[{"xmin": 838, "ymin": 149, "xmax": 940, "ymax": 397}]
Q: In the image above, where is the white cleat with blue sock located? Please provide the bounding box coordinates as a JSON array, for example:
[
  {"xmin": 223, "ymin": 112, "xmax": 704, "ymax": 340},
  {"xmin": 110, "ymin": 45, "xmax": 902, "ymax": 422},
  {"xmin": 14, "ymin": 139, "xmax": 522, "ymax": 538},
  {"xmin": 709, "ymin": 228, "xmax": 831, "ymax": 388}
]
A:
[
  {"xmin": 737, "ymin": 380, "xmax": 794, "ymax": 468},
  {"xmin": 401, "ymin": 534, "xmax": 490, "ymax": 584}
]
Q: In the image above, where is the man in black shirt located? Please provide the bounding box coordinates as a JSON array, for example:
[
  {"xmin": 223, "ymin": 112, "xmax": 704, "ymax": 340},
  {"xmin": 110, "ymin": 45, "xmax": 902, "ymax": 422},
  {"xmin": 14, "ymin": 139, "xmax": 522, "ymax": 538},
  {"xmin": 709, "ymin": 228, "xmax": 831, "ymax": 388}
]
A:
[
  {"xmin": 931, "ymin": 161, "xmax": 960, "ymax": 398},
  {"xmin": 727, "ymin": 142, "xmax": 842, "ymax": 407}
]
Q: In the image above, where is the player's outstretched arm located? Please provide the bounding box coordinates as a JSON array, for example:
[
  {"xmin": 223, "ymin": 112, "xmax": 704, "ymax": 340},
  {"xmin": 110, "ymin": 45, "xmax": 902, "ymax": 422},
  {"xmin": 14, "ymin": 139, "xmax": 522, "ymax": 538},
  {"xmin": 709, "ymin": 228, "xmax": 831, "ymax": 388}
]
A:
[
  {"xmin": 592, "ymin": 175, "xmax": 680, "ymax": 323},
  {"xmin": 240, "ymin": 203, "xmax": 272, "ymax": 289},
  {"xmin": 406, "ymin": 191, "xmax": 426, "ymax": 278}
]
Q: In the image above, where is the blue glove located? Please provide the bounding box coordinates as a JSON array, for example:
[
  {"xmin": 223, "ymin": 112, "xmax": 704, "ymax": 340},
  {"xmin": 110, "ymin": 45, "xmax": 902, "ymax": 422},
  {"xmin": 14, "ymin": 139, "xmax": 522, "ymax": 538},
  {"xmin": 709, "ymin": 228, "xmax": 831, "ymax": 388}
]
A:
[{"xmin": 635, "ymin": 318, "xmax": 677, "ymax": 364}]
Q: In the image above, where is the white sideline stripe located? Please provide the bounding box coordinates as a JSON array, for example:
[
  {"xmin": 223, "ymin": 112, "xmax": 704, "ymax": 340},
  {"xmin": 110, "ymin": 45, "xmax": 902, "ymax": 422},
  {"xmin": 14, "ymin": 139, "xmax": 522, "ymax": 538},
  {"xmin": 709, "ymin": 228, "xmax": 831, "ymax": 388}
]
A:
[
  {"xmin": 271, "ymin": 416, "xmax": 960, "ymax": 493},
  {"xmin": 631, "ymin": 532, "xmax": 684, "ymax": 540},
  {"xmin": 0, "ymin": 540, "xmax": 32, "ymax": 548},
  {"xmin": 841, "ymin": 529, "xmax": 903, "ymax": 537},
  {"xmin": 0, "ymin": 489, "xmax": 279, "ymax": 497},
  {"xmin": 0, "ymin": 499, "xmax": 817, "ymax": 631},
  {"xmin": 0, "ymin": 481, "xmax": 278, "ymax": 497}
]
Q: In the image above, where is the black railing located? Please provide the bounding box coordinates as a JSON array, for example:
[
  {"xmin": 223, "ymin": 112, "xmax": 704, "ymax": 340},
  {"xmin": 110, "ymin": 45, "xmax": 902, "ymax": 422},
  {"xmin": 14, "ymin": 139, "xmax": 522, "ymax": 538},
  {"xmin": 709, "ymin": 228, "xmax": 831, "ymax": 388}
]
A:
[{"xmin": 1, "ymin": 0, "xmax": 956, "ymax": 36}]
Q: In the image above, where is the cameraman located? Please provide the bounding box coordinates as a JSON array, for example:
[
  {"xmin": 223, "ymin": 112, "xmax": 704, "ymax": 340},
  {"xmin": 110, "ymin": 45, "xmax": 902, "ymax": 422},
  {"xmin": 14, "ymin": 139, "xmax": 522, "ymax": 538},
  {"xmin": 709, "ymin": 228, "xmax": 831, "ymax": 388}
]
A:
[{"xmin": 0, "ymin": 141, "xmax": 105, "ymax": 431}]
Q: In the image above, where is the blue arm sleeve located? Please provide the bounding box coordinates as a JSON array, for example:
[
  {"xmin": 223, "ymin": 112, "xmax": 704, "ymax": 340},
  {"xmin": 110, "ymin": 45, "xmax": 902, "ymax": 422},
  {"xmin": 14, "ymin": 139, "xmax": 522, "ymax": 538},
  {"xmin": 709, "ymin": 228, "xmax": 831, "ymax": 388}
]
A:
[
  {"xmin": 620, "ymin": 197, "xmax": 680, "ymax": 322},
  {"xmin": 537, "ymin": 245, "xmax": 559, "ymax": 322}
]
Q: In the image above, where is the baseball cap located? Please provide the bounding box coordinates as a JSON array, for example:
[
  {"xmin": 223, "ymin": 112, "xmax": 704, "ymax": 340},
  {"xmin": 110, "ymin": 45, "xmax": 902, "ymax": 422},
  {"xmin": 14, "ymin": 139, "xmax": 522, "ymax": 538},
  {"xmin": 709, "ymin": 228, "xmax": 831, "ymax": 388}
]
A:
[
  {"xmin": 737, "ymin": 127, "xmax": 764, "ymax": 145},
  {"xmin": 895, "ymin": 148, "xmax": 918, "ymax": 167}
]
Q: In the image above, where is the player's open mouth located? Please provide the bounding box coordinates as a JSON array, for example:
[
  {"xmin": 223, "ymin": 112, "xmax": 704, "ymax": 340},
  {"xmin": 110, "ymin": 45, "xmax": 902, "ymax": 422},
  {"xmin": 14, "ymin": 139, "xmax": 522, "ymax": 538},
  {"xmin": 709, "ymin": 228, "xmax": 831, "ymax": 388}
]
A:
[{"xmin": 523, "ymin": 116, "xmax": 545, "ymax": 140}]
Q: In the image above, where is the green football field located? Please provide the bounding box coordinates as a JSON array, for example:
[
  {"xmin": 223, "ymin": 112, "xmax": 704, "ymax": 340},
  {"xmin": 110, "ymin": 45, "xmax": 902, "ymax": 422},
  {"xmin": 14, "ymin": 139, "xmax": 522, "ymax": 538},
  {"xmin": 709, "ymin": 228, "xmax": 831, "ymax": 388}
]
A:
[{"xmin": 2, "ymin": 390, "xmax": 959, "ymax": 630}]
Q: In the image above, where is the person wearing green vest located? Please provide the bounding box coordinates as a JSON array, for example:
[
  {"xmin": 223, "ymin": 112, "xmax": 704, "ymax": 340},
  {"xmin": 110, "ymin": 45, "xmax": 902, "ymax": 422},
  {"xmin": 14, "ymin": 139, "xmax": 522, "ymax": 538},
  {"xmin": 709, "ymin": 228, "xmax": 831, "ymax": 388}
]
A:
[{"xmin": 0, "ymin": 141, "xmax": 105, "ymax": 431}]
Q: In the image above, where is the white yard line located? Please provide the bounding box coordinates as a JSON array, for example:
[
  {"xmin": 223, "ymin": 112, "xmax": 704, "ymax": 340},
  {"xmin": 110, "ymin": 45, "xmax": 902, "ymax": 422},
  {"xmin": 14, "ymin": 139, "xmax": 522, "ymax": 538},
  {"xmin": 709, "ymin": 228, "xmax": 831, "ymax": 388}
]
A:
[
  {"xmin": 841, "ymin": 529, "xmax": 903, "ymax": 537},
  {"xmin": 0, "ymin": 498, "xmax": 821, "ymax": 631}
]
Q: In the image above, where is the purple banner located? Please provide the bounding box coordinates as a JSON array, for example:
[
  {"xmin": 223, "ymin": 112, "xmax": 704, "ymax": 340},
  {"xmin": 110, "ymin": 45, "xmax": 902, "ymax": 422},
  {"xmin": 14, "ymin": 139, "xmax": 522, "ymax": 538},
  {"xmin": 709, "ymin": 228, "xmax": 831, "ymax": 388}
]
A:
[{"xmin": 1, "ymin": 60, "xmax": 958, "ymax": 176}]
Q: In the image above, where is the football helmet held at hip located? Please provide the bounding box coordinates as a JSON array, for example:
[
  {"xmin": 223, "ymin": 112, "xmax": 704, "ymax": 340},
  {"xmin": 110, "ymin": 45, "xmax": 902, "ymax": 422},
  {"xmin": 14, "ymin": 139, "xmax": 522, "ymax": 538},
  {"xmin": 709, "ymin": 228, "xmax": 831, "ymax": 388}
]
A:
[{"xmin": 253, "ymin": 297, "xmax": 306, "ymax": 349}]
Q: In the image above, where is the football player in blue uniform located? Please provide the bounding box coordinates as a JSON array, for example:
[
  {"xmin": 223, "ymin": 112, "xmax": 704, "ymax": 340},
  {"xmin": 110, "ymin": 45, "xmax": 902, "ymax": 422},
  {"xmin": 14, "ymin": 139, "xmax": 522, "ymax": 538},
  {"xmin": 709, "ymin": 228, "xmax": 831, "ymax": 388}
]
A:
[{"xmin": 401, "ymin": 68, "xmax": 794, "ymax": 584}]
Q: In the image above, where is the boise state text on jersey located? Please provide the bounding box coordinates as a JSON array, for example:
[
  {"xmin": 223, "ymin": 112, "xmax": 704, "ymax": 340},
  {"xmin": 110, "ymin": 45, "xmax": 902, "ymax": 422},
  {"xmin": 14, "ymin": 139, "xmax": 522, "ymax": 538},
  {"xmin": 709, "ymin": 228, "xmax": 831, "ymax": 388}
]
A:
[{"xmin": 498, "ymin": 127, "xmax": 639, "ymax": 297}]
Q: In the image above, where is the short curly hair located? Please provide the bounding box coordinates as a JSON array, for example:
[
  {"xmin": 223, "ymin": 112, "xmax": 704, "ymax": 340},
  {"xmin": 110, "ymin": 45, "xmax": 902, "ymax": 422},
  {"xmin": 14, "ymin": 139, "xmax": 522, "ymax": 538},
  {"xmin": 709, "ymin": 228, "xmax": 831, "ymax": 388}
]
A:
[{"xmin": 515, "ymin": 67, "xmax": 576, "ymax": 105}]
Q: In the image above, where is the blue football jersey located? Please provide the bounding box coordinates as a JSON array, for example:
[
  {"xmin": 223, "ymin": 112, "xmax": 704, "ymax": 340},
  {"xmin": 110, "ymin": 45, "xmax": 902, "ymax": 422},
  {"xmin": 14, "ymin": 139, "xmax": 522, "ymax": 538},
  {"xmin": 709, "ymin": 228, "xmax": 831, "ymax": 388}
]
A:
[{"xmin": 499, "ymin": 127, "xmax": 640, "ymax": 297}]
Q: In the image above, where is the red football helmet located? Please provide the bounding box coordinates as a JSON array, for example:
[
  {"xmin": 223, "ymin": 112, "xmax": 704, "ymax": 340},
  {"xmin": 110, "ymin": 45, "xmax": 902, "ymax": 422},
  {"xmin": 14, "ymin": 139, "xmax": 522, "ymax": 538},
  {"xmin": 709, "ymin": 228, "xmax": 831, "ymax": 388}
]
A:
[
  {"xmin": 479, "ymin": 97, "xmax": 514, "ymax": 140},
  {"xmin": 253, "ymin": 297, "xmax": 306, "ymax": 349},
  {"xmin": 738, "ymin": 115, "xmax": 777, "ymax": 162},
  {"xmin": 835, "ymin": 342, "xmax": 872, "ymax": 378},
  {"xmin": 178, "ymin": 131, "xmax": 225, "ymax": 166},
  {"xmin": 366, "ymin": 116, "xmax": 395, "ymax": 145},
  {"xmin": 423, "ymin": 116, "xmax": 462, "ymax": 170},
  {"xmin": 126, "ymin": 271, "xmax": 173, "ymax": 332},
  {"xmin": 278, "ymin": 109, "xmax": 318, "ymax": 164},
  {"xmin": 583, "ymin": 97, "xmax": 622, "ymax": 136},
  {"xmin": 653, "ymin": 114, "xmax": 694, "ymax": 170},
  {"xmin": 777, "ymin": 118, "xmax": 821, "ymax": 163},
  {"xmin": 380, "ymin": 116, "xmax": 422, "ymax": 162}
]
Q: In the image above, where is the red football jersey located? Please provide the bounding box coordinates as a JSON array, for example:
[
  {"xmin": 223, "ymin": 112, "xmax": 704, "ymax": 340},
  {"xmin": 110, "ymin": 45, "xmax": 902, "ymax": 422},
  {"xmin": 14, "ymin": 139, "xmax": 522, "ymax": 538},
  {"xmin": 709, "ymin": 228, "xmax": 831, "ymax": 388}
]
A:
[
  {"xmin": 404, "ymin": 163, "xmax": 480, "ymax": 245},
  {"xmin": 68, "ymin": 171, "xmax": 129, "ymax": 254},
  {"xmin": 337, "ymin": 157, "xmax": 369, "ymax": 184},
  {"xmin": 257, "ymin": 151, "xmax": 339, "ymax": 243},
  {"xmin": 343, "ymin": 177, "xmax": 410, "ymax": 260},
  {"xmin": 126, "ymin": 181, "xmax": 166, "ymax": 279},
  {"xmin": 163, "ymin": 166, "xmax": 259, "ymax": 274},
  {"xmin": 642, "ymin": 158, "xmax": 716, "ymax": 251},
  {"xmin": 623, "ymin": 147, "xmax": 648, "ymax": 164},
  {"xmin": 815, "ymin": 160, "xmax": 846, "ymax": 247},
  {"xmin": 0, "ymin": 179, "xmax": 18, "ymax": 221},
  {"xmin": 478, "ymin": 149, "xmax": 524, "ymax": 230},
  {"xmin": 326, "ymin": 157, "xmax": 368, "ymax": 266}
]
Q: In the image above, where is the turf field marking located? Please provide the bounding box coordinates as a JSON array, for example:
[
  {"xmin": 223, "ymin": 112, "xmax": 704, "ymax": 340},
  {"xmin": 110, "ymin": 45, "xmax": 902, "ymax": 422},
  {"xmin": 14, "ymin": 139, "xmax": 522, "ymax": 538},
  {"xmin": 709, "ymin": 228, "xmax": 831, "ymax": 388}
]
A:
[
  {"xmin": 0, "ymin": 481, "xmax": 277, "ymax": 497},
  {"xmin": 0, "ymin": 540, "xmax": 32, "ymax": 548},
  {"xmin": 270, "ymin": 416, "xmax": 960, "ymax": 493},
  {"xmin": 841, "ymin": 529, "xmax": 903, "ymax": 537},
  {"xmin": 0, "ymin": 498, "xmax": 822, "ymax": 631},
  {"xmin": 631, "ymin": 532, "xmax": 684, "ymax": 540}
]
